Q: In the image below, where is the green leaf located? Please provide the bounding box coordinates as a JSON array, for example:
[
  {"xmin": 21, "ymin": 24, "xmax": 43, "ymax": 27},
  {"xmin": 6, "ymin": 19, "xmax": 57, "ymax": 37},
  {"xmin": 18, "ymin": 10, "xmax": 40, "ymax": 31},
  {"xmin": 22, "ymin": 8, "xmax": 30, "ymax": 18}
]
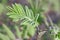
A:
[
  {"xmin": 28, "ymin": 25, "xmax": 36, "ymax": 36},
  {"xmin": 0, "ymin": 33, "xmax": 10, "ymax": 40},
  {"xmin": 7, "ymin": 3, "xmax": 25, "ymax": 22},
  {"xmin": 7, "ymin": 3, "xmax": 40, "ymax": 39},
  {"xmin": 15, "ymin": 26, "xmax": 22, "ymax": 39},
  {"xmin": 0, "ymin": 4, "xmax": 5, "ymax": 14},
  {"xmin": 2, "ymin": 24, "xmax": 15, "ymax": 40}
]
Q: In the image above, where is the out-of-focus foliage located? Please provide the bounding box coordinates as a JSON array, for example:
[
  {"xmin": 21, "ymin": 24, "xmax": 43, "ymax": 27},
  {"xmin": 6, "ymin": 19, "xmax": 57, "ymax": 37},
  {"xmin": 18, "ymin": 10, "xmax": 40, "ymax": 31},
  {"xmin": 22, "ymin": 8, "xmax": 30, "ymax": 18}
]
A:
[
  {"xmin": 0, "ymin": 0, "xmax": 7, "ymax": 14},
  {"xmin": 27, "ymin": 0, "xmax": 59, "ymax": 12},
  {"xmin": 48, "ymin": 16, "xmax": 60, "ymax": 40},
  {"xmin": 7, "ymin": 3, "xmax": 40, "ymax": 39},
  {"xmin": 50, "ymin": 24, "xmax": 60, "ymax": 40},
  {"xmin": 0, "ymin": 0, "xmax": 60, "ymax": 40},
  {"xmin": 0, "ymin": 4, "xmax": 5, "ymax": 14},
  {"xmin": 0, "ymin": 24, "xmax": 46, "ymax": 40},
  {"xmin": 0, "ymin": 24, "xmax": 21, "ymax": 40},
  {"xmin": 6, "ymin": 0, "xmax": 60, "ymax": 40},
  {"xmin": 48, "ymin": 0, "xmax": 59, "ymax": 12},
  {"xmin": 0, "ymin": 0, "xmax": 7, "ymax": 4}
]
